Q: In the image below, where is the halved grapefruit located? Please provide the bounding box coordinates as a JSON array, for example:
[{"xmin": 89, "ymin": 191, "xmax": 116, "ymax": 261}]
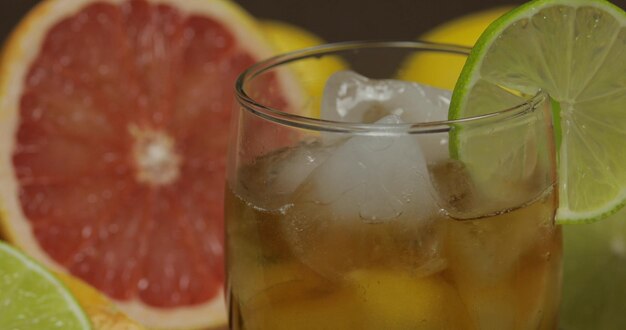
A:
[{"xmin": 0, "ymin": 0, "xmax": 294, "ymax": 328}]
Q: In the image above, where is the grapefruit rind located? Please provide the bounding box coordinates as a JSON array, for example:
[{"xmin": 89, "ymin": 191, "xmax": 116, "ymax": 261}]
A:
[{"xmin": 55, "ymin": 272, "xmax": 146, "ymax": 330}]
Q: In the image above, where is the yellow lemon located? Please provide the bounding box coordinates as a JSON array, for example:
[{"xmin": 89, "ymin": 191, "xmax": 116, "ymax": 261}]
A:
[
  {"xmin": 397, "ymin": 6, "xmax": 513, "ymax": 90},
  {"xmin": 261, "ymin": 20, "xmax": 346, "ymax": 116}
]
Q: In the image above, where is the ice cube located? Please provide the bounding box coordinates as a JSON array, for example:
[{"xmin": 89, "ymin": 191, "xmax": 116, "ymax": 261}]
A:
[
  {"xmin": 298, "ymin": 114, "xmax": 437, "ymax": 222},
  {"xmin": 321, "ymin": 70, "xmax": 451, "ymax": 161},
  {"xmin": 280, "ymin": 115, "xmax": 444, "ymax": 279},
  {"xmin": 429, "ymin": 159, "xmax": 482, "ymax": 219},
  {"xmin": 267, "ymin": 141, "xmax": 335, "ymax": 197},
  {"xmin": 321, "ymin": 71, "xmax": 450, "ymax": 123},
  {"xmin": 237, "ymin": 141, "xmax": 335, "ymax": 211},
  {"xmin": 276, "ymin": 74, "xmax": 450, "ymax": 279}
]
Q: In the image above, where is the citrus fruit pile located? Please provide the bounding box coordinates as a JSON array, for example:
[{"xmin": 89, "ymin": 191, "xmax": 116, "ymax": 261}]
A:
[{"xmin": 0, "ymin": 0, "xmax": 333, "ymax": 328}]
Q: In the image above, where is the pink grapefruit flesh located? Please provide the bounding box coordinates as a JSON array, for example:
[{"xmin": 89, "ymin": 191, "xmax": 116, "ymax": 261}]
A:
[{"xmin": 12, "ymin": 0, "xmax": 286, "ymax": 311}]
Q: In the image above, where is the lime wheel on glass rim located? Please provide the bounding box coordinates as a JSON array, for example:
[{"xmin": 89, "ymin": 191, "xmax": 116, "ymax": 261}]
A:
[
  {"xmin": 449, "ymin": 0, "xmax": 626, "ymax": 224},
  {"xmin": 449, "ymin": 0, "xmax": 626, "ymax": 323},
  {"xmin": 0, "ymin": 0, "xmax": 302, "ymax": 328}
]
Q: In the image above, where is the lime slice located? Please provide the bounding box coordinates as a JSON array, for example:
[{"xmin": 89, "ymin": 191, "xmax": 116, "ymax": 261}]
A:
[
  {"xmin": 449, "ymin": 0, "xmax": 626, "ymax": 223},
  {"xmin": 0, "ymin": 241, "xmax": 91, "ymax": 330}
]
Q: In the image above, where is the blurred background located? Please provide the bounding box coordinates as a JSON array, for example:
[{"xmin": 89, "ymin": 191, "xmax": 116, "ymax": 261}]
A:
[
  {"xmin": 0, "ymin": 0, "xmax": 597, "ymax": 44},
  {"xmin": 4, "ymin": 0, "xmax": 626, "ymax": 44}
]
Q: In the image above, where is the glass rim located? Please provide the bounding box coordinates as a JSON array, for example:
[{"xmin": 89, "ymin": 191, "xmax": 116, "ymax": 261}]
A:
[{"xmin": 235, "ymin": 40, "xmax": 548, "ymax": 134}]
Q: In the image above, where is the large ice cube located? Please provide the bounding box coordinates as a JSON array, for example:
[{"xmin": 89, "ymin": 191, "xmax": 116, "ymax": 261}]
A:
[
  {"xmin": 281, "ymin": 114, "xmax": 443, "ymax": 279},
  {"xmin": 298, "ymin": 114, "xmax": 437, "ymax": 222},
  {"xmin": 265, "ymin": 141, "xmax": 335, "ymax": 198},
  {"xmin": 321, "ymin": 71, "xmax": 451, "ymax": 161},
  {"xmin": 237, "ymin": 141, "xmax": 335, "ymax": 211},
  {"xmin": 321, "ymin": 71, "xmax": 450, "ymax": 123}
]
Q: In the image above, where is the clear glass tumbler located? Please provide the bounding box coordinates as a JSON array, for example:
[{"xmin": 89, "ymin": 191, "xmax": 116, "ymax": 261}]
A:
[{"xmin": 226, "ymin": 41, "xmax": 561, "ymax": 330}]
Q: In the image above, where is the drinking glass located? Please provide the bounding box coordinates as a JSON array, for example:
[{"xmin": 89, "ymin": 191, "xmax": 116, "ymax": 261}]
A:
[{"xmin": 226, "ymin": 41, "xmax": 561, "ymax": 330}]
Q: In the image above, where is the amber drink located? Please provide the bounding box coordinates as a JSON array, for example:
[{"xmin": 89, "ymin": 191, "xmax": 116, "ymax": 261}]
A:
[{"xmin": 226, "ymin": 42, "xmax": 561, "ymax": 330}]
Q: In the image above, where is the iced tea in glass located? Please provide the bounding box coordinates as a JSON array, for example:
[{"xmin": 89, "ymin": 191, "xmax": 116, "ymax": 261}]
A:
[{"xmin": 226, "ymin": 42, "xmax": 561, "ymax": 330}]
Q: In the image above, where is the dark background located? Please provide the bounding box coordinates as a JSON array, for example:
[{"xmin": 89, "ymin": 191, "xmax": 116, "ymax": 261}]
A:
[
  {"xmin": 0, "ymin": 0, "xmax": 615, "ymax": 44},
  {"xmin": 4, "ymin": 0, "xmax": 626, "ymax": 43}
]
